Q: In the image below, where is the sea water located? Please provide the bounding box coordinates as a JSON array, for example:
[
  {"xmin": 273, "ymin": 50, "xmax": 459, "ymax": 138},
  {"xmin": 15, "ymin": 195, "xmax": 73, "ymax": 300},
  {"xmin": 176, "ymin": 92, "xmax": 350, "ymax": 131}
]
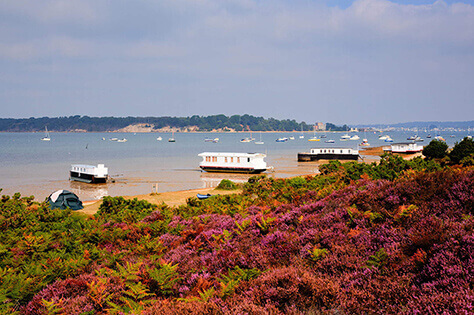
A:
[{"xmin": 0, "ymin": 131, "xmax": 466, "ymax": 201}]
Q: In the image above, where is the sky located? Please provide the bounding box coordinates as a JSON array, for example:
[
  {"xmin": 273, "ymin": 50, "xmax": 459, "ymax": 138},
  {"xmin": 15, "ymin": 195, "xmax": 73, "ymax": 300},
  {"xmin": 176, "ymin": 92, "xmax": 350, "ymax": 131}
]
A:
[{"xmin": 0, "ymin": 0, "xmax": 473, "ymax": 124}]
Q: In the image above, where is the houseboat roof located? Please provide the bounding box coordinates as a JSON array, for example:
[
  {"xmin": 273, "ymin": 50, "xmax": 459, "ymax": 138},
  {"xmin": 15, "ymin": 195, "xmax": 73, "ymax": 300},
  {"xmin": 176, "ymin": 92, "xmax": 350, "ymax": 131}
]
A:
[
  {"xmin": 71, "ymin": 164, "xmax": 106, "ymax": 168},
  {"xmin": 391, "ymin": 142, "xmax": 421, "ymax": 146},
  {"xmin": 198, "ymin": 152, "xmax": 266, "ymax": 157},
  {"xmin": 310, "ymin": 147, "xmax": 358, "ymax": 150}
]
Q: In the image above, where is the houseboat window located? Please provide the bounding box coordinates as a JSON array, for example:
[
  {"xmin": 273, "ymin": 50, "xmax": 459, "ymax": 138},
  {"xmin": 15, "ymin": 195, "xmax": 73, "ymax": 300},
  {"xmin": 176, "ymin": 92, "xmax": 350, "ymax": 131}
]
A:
[
  {"xmin": 225, "ymin": 157, "xmax": 228, "ymax": 163},
  {"xmin": 237, "ymin": 157, "xmax": 240, "ymax": 163},
  {"xmin": 332, "ymin": 150, "xmax": 334, "ymax": 153},
  {"xmin": 340, "ymin": 150, "xmax": 343, "ymax": 153},
  {"xmin": 248, "ymin": 158, "xmax": 250, "ymax": 162},
  {"xmin": 231, "ymin": 157, "xmax": 234, "ymax": 163}
]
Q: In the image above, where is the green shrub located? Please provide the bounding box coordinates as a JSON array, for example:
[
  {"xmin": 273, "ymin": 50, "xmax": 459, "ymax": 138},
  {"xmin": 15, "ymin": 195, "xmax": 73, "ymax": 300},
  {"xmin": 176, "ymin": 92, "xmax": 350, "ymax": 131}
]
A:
[
  {"xmin": 216, "ymin": 179, "xmax": 238, "ymax": 190},
  {"xmin": 449, "ymin": 137, "xmax": 474, "ymax": 164},
  {"xmin": 423, "ymin": 139, "xmax": 448, "ymax": 159}
]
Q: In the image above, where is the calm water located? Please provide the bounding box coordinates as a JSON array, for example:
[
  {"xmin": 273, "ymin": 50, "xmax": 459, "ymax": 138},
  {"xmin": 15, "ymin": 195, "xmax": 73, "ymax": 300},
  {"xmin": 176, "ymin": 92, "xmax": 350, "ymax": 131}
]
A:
[{"xmin": 0, "ymin": 130, "xmax": 467, "ymax": 201}]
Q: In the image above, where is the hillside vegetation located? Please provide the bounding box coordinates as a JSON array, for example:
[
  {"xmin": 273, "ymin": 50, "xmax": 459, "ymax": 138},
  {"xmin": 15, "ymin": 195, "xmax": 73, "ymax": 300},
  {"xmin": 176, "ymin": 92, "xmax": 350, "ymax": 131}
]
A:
[
  {"xmin": 0, "ymin": 115, "xmax": 350, "ymax": 132},
  {"xmin": 0, "ymin": 155, "xmax": 473, "ymax": 314}
]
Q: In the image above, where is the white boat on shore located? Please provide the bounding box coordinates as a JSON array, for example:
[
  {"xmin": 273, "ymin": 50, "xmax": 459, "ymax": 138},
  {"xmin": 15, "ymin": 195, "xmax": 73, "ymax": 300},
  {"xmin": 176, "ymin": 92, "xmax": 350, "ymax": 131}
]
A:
[
  {"xmin": 198, "ymin": 152, "xmax": 270, "ymax": 173},
  {"xmin": 70, "ymin": 164, "xmax": 108, "ymax": 183}
]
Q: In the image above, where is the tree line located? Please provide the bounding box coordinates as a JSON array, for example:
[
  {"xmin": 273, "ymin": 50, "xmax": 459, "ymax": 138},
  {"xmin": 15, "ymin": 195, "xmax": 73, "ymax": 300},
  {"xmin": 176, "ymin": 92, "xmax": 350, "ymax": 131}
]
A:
[{"xmin": 0, "ymin": 115, "xmax": 350, "ymax": 132}]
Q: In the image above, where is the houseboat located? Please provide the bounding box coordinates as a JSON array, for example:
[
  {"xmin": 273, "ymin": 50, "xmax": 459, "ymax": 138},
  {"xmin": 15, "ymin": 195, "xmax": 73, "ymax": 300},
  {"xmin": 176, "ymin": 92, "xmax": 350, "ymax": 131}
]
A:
[
  {"xmin": 298, "ymin": 147, "xmax": 360, "ymax": 161},
  {"xmin": 198, "ymin": 152, "xmax": 270, "ymax": 173},
  {"xmin": 386, "ymin": 143, "xmax": 423, "ymax": 154},
  {"xmin": 70, "ymin": 164, "xmax": 108, "ymax": 183}
]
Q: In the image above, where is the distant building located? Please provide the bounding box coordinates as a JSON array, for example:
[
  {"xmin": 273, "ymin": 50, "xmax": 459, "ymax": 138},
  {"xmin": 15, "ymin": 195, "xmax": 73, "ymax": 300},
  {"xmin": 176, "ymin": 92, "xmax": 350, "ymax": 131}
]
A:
[{"xmin": 314, "ymin": 122, "xmax": 326, "ymax": 131}]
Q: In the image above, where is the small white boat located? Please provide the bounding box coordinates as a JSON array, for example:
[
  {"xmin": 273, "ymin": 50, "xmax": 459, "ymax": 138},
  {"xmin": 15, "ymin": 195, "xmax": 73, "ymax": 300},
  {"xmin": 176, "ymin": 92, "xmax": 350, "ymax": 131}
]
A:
[
  {"xmin": 102, "ymin": 137, "xmax": 106, "ymax": 141},
  {"xmin": 378, "ymin": 135, "xmax": 389, "ymax": 141},
  {"xmin": 240, "ymin": 138, "xmax": 252, "ymax": 143},
  {"xmin": 157, "ymin": 136, "xmax": 162, "ymax": 141},
  {"xmin": 308, "ymin": 137, "xmax": 320, "ymax": 142},
  {"xmin": 276, "ymin": 137, "xmax": 288, "ymax": 142},
  {"xmin": 212, "ymin": 138, "xmax": 219, "ymax": 143},
  {"xmin": 109, "ymin": 138, "xmax": 118, "ymax": 141},
  {"xmin": 325, "ymin": 139, "xmax": 335, "ymax": 143},
  {"xmin": 168, "ymin": 131, "xmax": 176, "ymax": 142},
  {"xmin": 360, "ymin": 139, "xmax": 370, "ymax": 146},
  {"xmin": 117, "ymin": 138, "xmax": 127, "ymax": 142},
  {"xmin": 41, "ymin": 126, "xmax": 51, "ymax": 141},
  {"xmin": 384, "ymin": 137, "xmax": 394, "ymax": 142},
  {"xmin": 349, "ymin": 135, "xmax": 360, "ymax": 140},
  {"xmin": 255, "ymin": 132, "xmax": 264, "ymax": 145},
  {"xmin": 289, "ymin": 136, "xmax": 295, "ymax": 140},
  {"xmin": 340, "ymin": 134, "xmax": 351, "ymax": 141}
]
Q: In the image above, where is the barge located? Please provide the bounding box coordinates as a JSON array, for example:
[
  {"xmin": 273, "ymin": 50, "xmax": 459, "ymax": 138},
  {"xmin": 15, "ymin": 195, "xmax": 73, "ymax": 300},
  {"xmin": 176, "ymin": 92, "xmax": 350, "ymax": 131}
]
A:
[
  {"xmin": 198, "ymin": 152, "xmax": 270, "ymax": 173},
  {"xmin": 298, "ymin": 148, "xmax": 360, "ymax": 161},
  {"xmin": 70, "ymin": 164, "xmax": 108, "ymax": 183},
  {"xmin": 385, "ymin": 142, "xmax": 423, "ymax": 154}
]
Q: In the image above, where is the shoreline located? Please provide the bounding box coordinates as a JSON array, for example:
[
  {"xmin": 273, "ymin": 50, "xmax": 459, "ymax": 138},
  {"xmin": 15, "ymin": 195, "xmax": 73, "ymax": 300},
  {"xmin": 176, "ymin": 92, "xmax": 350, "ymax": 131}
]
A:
[{"xmin": 79, "ymin": 146, "xmax": 422, "ymax": 215}]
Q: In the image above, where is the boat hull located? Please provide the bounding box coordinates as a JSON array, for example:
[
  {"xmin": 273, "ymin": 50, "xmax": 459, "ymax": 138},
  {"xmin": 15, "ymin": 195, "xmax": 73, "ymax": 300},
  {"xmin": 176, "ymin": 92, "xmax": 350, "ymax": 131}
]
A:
[
  {"xmin": 70, "ymin": 171, "xmax": 107, "ymax": 184},
  {"xmin": 298, "ymin": 153, "xmax": 359, "ymax": 162},
  {"xmin": 200, "ymin": 166, "xmax": 266, "ymax": 174}
]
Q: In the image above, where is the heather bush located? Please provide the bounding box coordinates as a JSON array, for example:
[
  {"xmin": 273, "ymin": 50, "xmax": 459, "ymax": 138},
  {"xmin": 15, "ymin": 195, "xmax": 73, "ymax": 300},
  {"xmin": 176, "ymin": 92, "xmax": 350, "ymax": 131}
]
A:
[{"xmin": 2, "ymin": 163, "xmax": 474, "ymax": 314}]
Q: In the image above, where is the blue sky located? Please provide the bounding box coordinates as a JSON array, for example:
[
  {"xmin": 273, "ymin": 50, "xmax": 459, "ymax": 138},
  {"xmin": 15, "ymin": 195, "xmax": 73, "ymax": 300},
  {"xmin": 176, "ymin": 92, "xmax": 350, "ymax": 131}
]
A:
[{"xmin": 1, "ymin": 0, "xmax": 473, "ymax": 124}]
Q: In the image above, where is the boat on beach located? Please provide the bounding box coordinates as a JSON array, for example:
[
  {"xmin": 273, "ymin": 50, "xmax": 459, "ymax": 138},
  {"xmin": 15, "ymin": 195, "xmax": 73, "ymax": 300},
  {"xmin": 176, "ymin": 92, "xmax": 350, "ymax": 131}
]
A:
[
  {"xmin": 198, "ymin": 152, "xmax": 270, "ymax": 173},
  {"xmin": 70, "ymin": 164, "xmax": 108, "ymax": 183},
  {"xmin": 386, "ymin": 142, "xmax": 423, "ymax": 154},
  {"xmin": 298, "ymin": 147, "xmax": 360, "ymax": 161}
]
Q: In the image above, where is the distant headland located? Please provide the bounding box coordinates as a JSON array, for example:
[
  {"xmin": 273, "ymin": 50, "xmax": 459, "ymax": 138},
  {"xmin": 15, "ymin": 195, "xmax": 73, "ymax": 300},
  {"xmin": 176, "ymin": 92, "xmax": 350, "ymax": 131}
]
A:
[
  {"xmin": 1, "ymin": 115, "xmax": 472, "ymax": 133},
  {"xmin": 0, "ymin": 115, "xmax": 349, "ymax": 133}
]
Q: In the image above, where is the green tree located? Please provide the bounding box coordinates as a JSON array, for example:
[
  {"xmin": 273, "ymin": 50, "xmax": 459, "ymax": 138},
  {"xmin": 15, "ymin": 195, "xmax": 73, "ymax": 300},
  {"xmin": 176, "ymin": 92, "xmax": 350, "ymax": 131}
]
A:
[
  {"xmin": 422, "ymin": 139, "xmax": 448, "ymax": 159},
  {"xmin": 449, "ymin": 137, "xmax": 474, "ymax": 164}
]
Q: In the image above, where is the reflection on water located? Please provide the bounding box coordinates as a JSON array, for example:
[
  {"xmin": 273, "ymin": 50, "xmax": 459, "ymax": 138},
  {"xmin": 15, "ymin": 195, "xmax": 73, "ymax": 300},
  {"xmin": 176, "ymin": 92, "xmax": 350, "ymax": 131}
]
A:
[
  {"xmin": 68, "ymin": 181, "xmax": 109, "ymax": 200},
  {"xmin": 200, "ymin": 172, "xmax": 263, "ymax": 188}
]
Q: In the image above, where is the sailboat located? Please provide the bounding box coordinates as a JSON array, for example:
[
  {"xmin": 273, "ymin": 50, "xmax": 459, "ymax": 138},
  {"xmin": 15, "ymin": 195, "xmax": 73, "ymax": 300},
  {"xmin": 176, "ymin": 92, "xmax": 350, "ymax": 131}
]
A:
[
  {"xmin": 168, "ymin": 131, "xmax": 176, "ymax": 142},
  {"xmin": 308, "ymin": 125, "xmax": 320, "ymax": 141},
  {"xmin": 299, "ymin": 124, "xmax": 304, "ymax": 139},
  {"xmin": 41, "ymin": 126, "xmax": 51, "ymax": 141},
  {"xmin": 255, "ymin": 132, "xmax": 264, "ymax": 145}
]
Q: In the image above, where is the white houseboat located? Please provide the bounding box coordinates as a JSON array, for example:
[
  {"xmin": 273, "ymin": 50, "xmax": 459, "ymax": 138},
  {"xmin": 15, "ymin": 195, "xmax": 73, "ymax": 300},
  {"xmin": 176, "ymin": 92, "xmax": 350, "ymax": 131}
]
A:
[
  {"xmin": 198, "ymin": 152, "xmax": 269, "ymax": 173},
  {"xmin": 298, "ymin": 147, "xmax": 360, "ymax": 161},
  {"xmin": 386, "ymin": 142, "xmax": 423, "ymax": 154},
  {"xmin": 70, "ymin": 164, "xmax": 108, "ymax": 183}
]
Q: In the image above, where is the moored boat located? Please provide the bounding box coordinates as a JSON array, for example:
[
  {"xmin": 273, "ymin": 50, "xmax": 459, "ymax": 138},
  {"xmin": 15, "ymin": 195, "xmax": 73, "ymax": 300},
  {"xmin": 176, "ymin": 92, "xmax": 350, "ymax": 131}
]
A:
[
  {"xmin": 198, "ymin": 152, "xmax": 270, "ymax": 173},
  {"xmin": 298, "ymin": 147, "xmax": 360, "ymax": 161},
  {"xmin": 360, "ymin": 138, "xmax": 370, "ymax": 146},
  {"xmin": 70, "ymin": 164, "xmax": 108, "ymax": 183},
  {"xmin": 387, "ymin": 142, "xmax": 423, "ymax": 154},
  {"xmin": 340, "ymin": 134, "xmax": 351, "ymax": 141}
]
